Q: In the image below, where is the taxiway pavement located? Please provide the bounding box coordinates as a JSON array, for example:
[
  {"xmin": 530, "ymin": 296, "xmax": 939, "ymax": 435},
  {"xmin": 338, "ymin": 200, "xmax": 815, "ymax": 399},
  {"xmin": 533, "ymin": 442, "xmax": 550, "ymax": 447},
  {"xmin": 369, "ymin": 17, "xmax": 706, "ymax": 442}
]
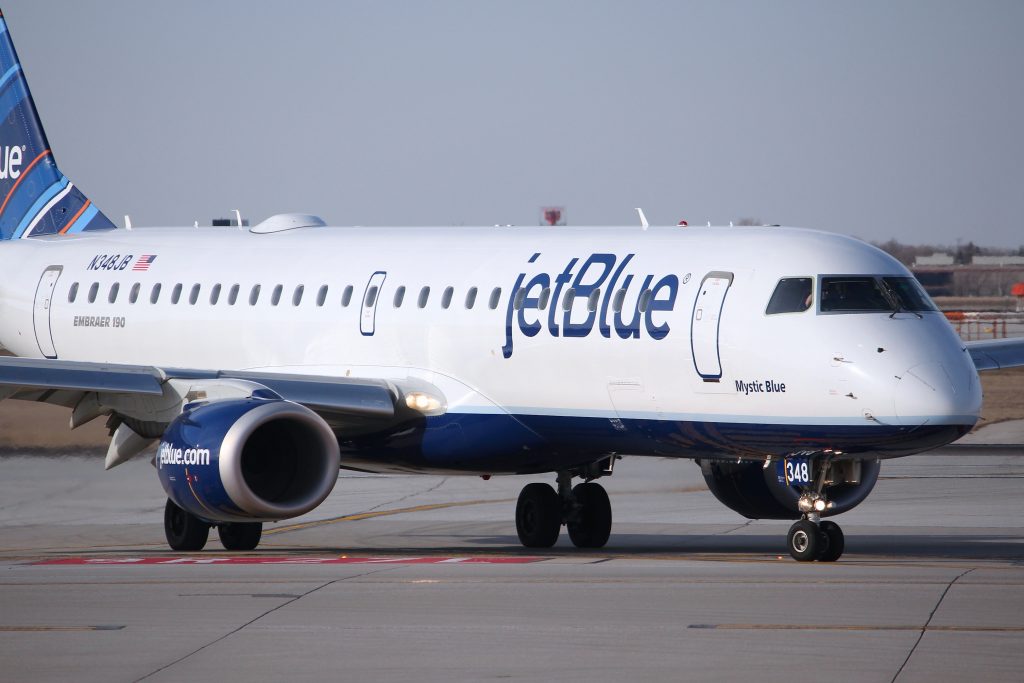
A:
[{"xmin": 1, "ymin": 423, "xmax": 1022, "ymax": 682}]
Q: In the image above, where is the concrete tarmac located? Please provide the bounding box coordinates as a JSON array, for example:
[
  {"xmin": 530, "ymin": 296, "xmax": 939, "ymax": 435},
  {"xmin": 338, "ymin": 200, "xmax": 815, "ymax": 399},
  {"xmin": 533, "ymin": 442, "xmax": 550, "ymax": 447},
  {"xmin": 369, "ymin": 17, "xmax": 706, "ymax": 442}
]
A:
[{"xmin": 1, "ymin": 428, "xmax": 1023, "ymax": 682}]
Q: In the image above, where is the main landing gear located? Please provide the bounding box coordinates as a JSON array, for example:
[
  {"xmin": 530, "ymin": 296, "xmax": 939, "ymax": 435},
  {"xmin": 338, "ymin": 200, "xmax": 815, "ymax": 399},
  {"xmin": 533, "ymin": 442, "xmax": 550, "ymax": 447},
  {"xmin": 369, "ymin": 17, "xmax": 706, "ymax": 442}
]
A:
[
  {"xmin": 515, "ymin": 466, "xmax": 613, "ymax": 549},
  {"xmin": 163, "ymin": 499, "xmax": 263, "ymax": 552}
]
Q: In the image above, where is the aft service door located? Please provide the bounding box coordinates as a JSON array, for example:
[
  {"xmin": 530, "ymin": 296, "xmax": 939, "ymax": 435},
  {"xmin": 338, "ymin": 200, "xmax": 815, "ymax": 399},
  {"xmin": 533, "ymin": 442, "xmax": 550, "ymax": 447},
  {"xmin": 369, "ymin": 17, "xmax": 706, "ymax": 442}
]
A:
[
  {"xmin": 33, "ymin": 266, "xmax": 62, "ymax": 359},
  {"xmin": 690, "ymin": 271, "xmax": 733, "ymax": 381},
  {"xmin": 360, "ymin": 271, "xmax": 387, "ymax": 336}
]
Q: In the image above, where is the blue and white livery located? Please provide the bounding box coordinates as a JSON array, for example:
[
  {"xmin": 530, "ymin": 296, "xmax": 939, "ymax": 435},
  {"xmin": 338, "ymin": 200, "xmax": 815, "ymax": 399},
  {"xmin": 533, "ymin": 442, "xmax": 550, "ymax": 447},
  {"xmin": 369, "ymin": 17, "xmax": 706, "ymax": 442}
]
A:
[{"xmin": 0, "ymin": 10, "xmax": 1021, "ymax": 561}]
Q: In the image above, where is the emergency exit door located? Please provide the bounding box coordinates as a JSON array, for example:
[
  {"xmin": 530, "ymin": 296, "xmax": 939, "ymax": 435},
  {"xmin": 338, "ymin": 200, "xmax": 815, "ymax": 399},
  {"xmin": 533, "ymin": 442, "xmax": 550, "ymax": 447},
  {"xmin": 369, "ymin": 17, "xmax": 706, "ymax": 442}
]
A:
[{"xmin": 360, "ymin": 271, "xmax": 387, "ymax": 336}]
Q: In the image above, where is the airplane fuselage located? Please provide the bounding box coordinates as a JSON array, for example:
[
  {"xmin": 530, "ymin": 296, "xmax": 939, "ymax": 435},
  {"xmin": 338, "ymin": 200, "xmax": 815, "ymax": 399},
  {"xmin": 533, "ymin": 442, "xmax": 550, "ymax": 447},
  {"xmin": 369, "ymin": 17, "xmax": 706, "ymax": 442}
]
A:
[{"xmin": 0, "ymin": 223, "xmax": 981, "ymax": 474}]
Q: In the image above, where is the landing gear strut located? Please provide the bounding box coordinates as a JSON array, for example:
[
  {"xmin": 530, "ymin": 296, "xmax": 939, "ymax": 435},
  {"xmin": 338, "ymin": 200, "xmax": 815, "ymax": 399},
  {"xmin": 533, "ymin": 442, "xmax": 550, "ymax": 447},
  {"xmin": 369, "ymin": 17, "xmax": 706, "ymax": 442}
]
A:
[{"xmin": 515, "ymin": 463, "xmax": 614, "ymax": 549}]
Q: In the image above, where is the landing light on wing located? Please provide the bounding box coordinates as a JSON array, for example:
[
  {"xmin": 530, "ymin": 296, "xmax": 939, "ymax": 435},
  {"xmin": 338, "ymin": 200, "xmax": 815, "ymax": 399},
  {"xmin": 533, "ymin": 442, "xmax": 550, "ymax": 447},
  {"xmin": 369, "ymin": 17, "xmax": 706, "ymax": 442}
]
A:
[{"xmin": 404, "ymin": 391, "xmax": 445, "ymax": 416}]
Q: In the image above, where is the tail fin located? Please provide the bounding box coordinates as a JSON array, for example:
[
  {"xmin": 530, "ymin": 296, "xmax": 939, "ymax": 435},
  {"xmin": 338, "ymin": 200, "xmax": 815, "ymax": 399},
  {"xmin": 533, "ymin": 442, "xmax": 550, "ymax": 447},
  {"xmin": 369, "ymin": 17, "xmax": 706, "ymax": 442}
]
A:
[{"xmin": 0, "ymin": 10, "xmax": 115, "ymax": 239}]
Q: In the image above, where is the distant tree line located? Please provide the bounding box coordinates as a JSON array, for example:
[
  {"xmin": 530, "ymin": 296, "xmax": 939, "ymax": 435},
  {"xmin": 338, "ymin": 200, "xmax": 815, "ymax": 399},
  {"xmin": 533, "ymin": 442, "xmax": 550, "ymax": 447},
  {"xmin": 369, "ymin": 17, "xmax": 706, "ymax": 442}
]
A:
[{"xmin": 870, "ymin": 239, "xmax": 1024, "ymax": 266}]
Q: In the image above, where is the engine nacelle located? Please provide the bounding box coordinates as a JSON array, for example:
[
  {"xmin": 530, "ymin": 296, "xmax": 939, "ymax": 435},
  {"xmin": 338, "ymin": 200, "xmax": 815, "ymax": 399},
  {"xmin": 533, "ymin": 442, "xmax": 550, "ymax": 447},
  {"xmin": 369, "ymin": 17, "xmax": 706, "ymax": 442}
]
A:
[
  {"xmin": 156, "ymin": 398, "xmax": 340, "ymax": 523},
  {"xmin": 699, "ymin": 458, "xmax": 881, "ymax": 520}
]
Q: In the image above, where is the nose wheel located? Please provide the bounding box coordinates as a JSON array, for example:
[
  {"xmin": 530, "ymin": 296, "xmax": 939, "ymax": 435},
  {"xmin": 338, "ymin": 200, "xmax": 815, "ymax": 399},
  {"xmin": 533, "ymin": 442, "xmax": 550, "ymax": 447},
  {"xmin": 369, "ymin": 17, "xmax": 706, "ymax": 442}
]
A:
[{"xmin": 787, "ymin": 518, "xmax": 845, "ymax": 562}]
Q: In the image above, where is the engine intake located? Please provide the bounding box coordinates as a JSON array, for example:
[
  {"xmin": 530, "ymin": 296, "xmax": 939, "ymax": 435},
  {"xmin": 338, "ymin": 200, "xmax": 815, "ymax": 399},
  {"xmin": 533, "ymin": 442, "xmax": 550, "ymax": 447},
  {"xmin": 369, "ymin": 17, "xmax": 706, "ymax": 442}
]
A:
[{"xmin": 157, "ymin": 398, "xmax": 340, "ymax": 523}]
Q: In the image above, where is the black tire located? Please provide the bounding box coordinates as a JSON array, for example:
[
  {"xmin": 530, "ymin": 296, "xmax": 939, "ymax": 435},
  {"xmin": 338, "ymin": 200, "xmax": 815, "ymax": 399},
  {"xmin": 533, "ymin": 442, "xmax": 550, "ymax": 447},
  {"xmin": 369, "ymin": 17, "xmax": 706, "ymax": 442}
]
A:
[
  {"xmin": 516, "ymin": 483, "xmax": 561, "ymax": 548},
  {"xmin": 817, "ymin": 521, "xmax": 845, "ymax": 562},
  {"xmin": 164, "ymin": 499, "xmax": 210, "ymax": 551},
  {"xmin": 787, "ymin": 520, "xmax": 820, "ymax": 562},
  {"xmin": 567, "ymin": 482, "xmax": 612, "ymax": 549},
  {"xmin": 218, "ymin": 522, "xmax": 263, "ymax": 551}
]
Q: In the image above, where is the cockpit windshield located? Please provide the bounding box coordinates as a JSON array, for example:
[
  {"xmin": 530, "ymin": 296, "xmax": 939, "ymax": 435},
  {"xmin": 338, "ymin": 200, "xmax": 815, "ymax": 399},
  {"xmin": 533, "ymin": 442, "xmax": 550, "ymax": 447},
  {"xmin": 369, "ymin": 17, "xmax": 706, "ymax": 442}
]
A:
[{"xmin": 819, "ymin": 276, "xmax": 937, "ymax": 313}]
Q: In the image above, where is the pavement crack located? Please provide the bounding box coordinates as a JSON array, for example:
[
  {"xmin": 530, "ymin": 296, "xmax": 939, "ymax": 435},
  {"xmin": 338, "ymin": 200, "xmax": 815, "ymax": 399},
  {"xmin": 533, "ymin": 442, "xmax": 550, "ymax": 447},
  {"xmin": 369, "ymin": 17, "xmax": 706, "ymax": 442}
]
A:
[
  {"xmin": 364, "ymin": 476, "xmax": 449, "ymax": 514},
  {"xmin": 891, "ymin": 567, "xmax": 974, "ymax": 683},
  {"xmin": 134, "ymin": 566, "xmax": 396, "ymax": 682}
]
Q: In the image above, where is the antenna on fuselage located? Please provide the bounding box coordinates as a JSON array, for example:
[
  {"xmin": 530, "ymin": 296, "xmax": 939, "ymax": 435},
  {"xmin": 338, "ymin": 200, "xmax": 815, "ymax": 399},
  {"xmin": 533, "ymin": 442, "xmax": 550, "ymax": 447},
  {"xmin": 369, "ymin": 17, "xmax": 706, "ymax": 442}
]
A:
[
  {"xmin": 123, "ymin": 215, "xmax": 132, "ymax": 230},
  {"xmin": 635, "ymin": 208, "xmax": 649, "ymax": 230}
]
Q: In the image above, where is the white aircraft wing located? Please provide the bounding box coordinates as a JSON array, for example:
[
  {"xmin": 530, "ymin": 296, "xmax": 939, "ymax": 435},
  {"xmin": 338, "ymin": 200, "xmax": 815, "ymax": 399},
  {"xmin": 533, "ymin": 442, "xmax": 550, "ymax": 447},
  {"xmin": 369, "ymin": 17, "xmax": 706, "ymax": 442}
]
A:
[
  {"xmin": 966, "ymin": 338, "xmax": 1024, "ymax": 372},
  {"xmin": 0, "ymin": 356, "xmax": 396, "ymax": 418}
]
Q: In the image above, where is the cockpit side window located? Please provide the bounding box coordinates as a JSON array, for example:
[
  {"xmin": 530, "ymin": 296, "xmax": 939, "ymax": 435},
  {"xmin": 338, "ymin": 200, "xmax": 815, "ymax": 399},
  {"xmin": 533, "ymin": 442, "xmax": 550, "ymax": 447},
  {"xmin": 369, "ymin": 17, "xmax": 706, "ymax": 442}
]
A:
[{"xmin": 766, "ymin": 277, "xmax": 813, "ymax": 315}]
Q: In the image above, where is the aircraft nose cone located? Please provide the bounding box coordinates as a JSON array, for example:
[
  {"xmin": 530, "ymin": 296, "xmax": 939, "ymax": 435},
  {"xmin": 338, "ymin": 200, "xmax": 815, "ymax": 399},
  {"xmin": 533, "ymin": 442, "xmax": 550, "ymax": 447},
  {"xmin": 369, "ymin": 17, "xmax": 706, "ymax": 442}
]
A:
[{"xmin": 893, "ymin": 362, "xmax": 978, "ymax": 426}]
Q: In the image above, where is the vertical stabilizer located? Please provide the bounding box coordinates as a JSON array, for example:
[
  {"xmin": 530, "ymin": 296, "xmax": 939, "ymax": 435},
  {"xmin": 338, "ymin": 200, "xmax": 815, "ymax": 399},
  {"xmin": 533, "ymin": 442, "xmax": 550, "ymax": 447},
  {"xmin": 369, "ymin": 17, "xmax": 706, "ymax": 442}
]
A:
[{"xmin": 0, "ymin": 9, "xmax": 115, "ymax": 239}]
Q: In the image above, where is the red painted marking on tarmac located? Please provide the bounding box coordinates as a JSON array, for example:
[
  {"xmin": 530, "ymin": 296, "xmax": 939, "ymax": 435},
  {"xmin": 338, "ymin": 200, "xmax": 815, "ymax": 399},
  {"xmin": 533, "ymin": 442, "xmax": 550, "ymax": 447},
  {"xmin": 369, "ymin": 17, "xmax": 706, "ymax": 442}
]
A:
[{"xmin": 32, "ymin": 556, "xmax": 545, "ymax": 566}]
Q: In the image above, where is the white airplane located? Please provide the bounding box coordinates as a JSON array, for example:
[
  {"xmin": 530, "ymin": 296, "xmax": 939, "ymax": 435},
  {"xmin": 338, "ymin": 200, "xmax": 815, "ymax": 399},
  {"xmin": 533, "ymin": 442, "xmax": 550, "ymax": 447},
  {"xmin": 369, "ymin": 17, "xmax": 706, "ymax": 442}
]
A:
[{"xmin": 0, "ymin": 12, "xmax": 1020, "ymax": 562}]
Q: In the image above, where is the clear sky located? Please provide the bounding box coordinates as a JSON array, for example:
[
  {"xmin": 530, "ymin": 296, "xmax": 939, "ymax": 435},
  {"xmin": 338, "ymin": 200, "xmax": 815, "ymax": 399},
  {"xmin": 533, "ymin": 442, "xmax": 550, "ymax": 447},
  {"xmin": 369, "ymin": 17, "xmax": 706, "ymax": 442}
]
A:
[{"xmin": 5, "ymin": 1, "xmax": 1023, "ymax": 247}]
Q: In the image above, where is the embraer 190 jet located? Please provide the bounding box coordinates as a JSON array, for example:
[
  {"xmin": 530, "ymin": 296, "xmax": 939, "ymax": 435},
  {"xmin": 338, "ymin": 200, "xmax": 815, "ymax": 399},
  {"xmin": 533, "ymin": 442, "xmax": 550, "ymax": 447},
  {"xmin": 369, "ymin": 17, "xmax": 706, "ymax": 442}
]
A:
[{"xmin": 0, "ymin": 10, "xmax": 1020, "ymax": 561}]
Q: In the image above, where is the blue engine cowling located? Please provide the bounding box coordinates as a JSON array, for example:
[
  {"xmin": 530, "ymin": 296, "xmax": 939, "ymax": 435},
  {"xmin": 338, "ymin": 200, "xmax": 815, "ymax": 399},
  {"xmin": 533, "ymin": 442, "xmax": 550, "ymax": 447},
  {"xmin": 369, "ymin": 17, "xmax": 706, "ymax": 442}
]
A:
[{"xmin": 156, "ymin": 398, "xmax": 340, "ymax": 523}]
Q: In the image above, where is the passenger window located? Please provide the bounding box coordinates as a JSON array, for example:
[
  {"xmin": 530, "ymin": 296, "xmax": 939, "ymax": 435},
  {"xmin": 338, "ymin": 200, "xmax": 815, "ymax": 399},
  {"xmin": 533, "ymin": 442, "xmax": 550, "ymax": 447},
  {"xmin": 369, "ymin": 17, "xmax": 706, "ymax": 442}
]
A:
[
  {"xmin": 513, "ymin": 288, "xmax": 526, "ymax": 310},
  {"xmin": 249, "ymin": 284, "xmax": 261, "ymax": 305},
  {"xmin": 465, "ymin": 287, "xmax": 478, "ymax": 309},
  {"xmin": 171, "ymin": 284, "xmax": 182, "ymax": 304},
  {"xmin": 613, "ymin": 289, "xmax": 626, "ymax": 313},
  {"xmin": 210, "ymin": 284, "xmax": 221, "ymax": 305},
  {"xmin": 587, "ymin": 289, "xmax": 600, "ymax": 312},
  {"xmin": 441, "ymin": 286, "xmax": 454, "ymax": 309},
  {"xmin": 150, "ymin": 283, "xmax": 161, "ymax": 304},
  {"xmin": 638, "ymin": 289, "xmax": 652, "ymax": 313},
  {"xmin": 68, "ymin": 282, "xmax": 79, "ymax": 303},
  {"xmin": 365, "ymin": 286, "xmax": 378, "ymax": 307},
  {"xmin": 189, "ymin": 284, "xmax": 200, "ymax": 305},
  {"xmin": 538, "ymin": 287, "xmax": 551, "ymax": 310},
  {"xmin": 316, "ymin": 285, "xmax": 328, "ymax": 307},
  {"xmin": 108, "ymin": 282, "xmax": 119, "ymax": 304},
  {"xmin": 394, "ymin": 286, "xmax": 406, "ymax": 307},
  {"xmin": 489, "ymin": 287, "xmax": 501, "ymax": 310},
  {"xmin": 88, "ymin": 282, "xmax": 98, "ymax": 303},
  {"xmin": 341, "ymin": 285, "xmax": 353, "ymax": 307},
  {"xmin": 418, "ymin": 286, "xmax": 430, "ymax": 308},
  {"xmin": 228, "ymin": 284, "xmax": 239, "ymax": 305},
  {"xmin": 293, "ymin": 285, "xmax": 304, "ymax": 306},
  {"xmin": 129, "ymin": 283, "xmax": 140, "ymax": 304},
  {"xmin": 766, "ymin": 277, "xmax": 813, "ymax": 315},
  {"xmin": 271, "ymin": 284, "xmax": 283, "ymax": 306},
  {"xmin": 562, "ymin": 288, "xmax": 575, "ymax": 311}
]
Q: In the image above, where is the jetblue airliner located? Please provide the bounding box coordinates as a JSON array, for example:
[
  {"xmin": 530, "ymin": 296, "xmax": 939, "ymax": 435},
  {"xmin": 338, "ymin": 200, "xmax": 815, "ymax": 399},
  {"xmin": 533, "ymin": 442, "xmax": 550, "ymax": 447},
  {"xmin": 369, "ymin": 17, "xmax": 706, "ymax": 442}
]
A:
[{"xmin": 0, "ymin": 11, "xmax": 1020, "ymax": 561}]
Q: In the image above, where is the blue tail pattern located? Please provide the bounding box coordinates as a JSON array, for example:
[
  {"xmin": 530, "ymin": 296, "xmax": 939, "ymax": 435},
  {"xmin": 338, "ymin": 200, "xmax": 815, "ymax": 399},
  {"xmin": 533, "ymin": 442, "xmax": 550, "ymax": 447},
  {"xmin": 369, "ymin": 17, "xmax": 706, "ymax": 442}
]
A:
[{"xmin": 0, "ymin": 10, "xmax": 114, "ymax": 239}]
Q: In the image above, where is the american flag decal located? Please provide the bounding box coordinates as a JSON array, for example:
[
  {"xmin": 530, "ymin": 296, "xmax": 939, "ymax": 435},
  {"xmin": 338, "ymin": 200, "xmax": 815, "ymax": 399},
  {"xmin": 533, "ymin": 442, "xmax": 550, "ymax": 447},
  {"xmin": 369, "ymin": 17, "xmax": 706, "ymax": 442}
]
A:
[{"xmin": 132, "ymin": 255, "xmax": 157, "ymax": 271}]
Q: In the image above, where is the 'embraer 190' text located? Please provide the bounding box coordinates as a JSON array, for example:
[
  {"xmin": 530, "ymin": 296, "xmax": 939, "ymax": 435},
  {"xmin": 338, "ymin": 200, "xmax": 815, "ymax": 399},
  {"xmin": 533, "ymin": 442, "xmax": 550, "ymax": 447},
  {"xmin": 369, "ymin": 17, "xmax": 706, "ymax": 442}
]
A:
[{"xmin": 502, "ymin": 253, "xmax": 679, "ymax": 358}]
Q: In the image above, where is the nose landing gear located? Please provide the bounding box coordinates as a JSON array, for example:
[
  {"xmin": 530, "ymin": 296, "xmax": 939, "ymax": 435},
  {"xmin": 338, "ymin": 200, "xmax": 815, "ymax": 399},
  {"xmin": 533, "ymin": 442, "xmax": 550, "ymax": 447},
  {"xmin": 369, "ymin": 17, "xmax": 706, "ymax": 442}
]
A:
[{"xmin": 515, "ymin": 463, "xmax": 614, "ymax": 549}]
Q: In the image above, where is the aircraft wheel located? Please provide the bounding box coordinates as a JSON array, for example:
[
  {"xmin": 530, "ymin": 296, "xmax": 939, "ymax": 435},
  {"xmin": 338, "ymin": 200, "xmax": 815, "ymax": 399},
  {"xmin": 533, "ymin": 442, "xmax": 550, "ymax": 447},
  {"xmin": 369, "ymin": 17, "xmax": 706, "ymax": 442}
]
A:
[
  {"xmin": 567, "ymin": 482, "xmax": 612, "ymax": 548},
  {"xmin": 516, "ymin": 483, "xmax": 561, "ymax": 548},
  {"xmin": 164, "ymin": 499, "xmax": 210, "ymax": 551},
  {"xmin": 787, "ymin": 519, "xmax": 820, "ymax": 562},
  {"xmin": 817, "ymin": 521, "xmax": 845, "ymax": 562},
  {"xmin": 218, "ymin": 522, "xmax": 263, "ymax": 551}
]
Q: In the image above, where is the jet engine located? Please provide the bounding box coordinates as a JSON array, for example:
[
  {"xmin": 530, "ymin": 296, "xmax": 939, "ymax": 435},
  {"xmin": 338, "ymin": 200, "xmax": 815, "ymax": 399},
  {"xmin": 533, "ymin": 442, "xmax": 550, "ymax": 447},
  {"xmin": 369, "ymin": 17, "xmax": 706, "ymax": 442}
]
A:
[
  {"xmin": 156, "ymin": 398, "xmax": 340, "ymax": 523},
  {"xmin": 699, "ymin": 458, "xmax": 880, "ymax": 519}
]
